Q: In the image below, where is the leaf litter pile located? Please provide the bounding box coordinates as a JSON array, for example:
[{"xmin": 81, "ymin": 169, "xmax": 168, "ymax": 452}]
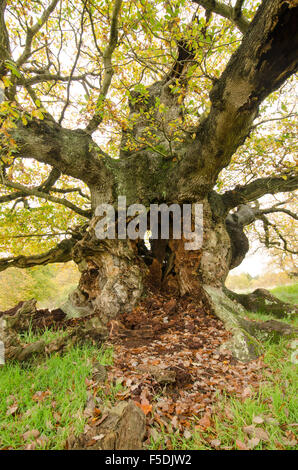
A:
[{"xmin": 69, "ymin": 292, "xmax": 269, "ymax": 450}]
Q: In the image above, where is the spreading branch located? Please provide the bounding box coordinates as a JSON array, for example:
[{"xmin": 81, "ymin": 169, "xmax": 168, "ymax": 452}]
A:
[
  {"xmin": 222, "ymin": 173, "xmax": 298, "ymax": 211},
  {"xmin": 85, "ymin": 0, "xmax": 123, "ymax": 134},
  {"xmin": 15, "ymin": 0, "xmax": 60, "ymax": 68},
  {"xmin": 0, "ymin": 237, "xmax": 76, "ymax": 272},
  {"xmin": 192, "ymin": 0, "xmax": 250, "ymax": 34}
]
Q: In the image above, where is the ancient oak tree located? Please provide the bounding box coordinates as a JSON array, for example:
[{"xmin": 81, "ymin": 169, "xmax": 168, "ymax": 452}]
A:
[{"xmin": 0, "ymin": 0, "xmax": 297, "ymax": 360}]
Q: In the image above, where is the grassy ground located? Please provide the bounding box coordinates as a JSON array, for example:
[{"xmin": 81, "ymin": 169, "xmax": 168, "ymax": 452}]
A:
[
  {"xmin": 0, "ymin": 284, "xmax": 297, "ymax": 450},
  {"xmin": 0, "ymin": 338, "xmax": 114, "ymax": 450},
  {"xmin": 271, "ymin": 283, "xmax": 298, "ymax": 305}
]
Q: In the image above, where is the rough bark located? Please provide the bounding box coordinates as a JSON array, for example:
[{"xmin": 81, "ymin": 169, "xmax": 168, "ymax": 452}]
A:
[
  {"xmin": 69, "ymin": 400, "xmax": 146, "ymax": 450},
  {"xmin": 62, "ymin": 198, "xmax": 232, "ymax": 324},
  {"xmin": 203, "ymin": 285, "xmax": 263, "ymax": 362},
  {"xmin": 61, "ymin": 217, "xmax": 148, "ymax": 323}
]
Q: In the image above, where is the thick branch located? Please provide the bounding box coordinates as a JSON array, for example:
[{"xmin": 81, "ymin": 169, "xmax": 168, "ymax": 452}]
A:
[
  {"xmin": 8, "ymin": 118, "xmax": 116, "ymax": 204},
  {"xmin": 186, "ymin": 0, "xmax": 298, "ymax": 196},
  {"xmin": 167, "ymin": 40, "xmax": 196, "ymax": 82},
  {"xmin": 192, "ymin": 0, "xmax": 250, "ymax": 34},
  {"xmin": 0, "ymin": 237, "xmax": 76, "ymax": 272},
  {"xmin": 222, "ymin": 174, "xmax": 298, "ymax": 210}
]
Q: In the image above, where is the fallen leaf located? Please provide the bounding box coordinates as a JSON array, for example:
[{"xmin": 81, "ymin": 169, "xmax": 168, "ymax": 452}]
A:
[
  {"xmin": 210, "ymin": 439, "xmax": 221, "ymax": 448},
  {"xmin": 281, "ymin": 437, "xmax": 297, "ymax": 447},
  {"xmin": 93, "ymin": 407, "xmax": 101, "ymax": 417},
  {"xmin": 248, "ymin": 437, "xmax": 260, "ymax": 449},
  {"xmin": 150, "ymin": 427, "xmax": 160, "ymax": 442},
  {"xmin": 6, "ymin": 404, "xmax": 18, "ymax": 416},
  {"xmin": 252, "ymin": 416, "xmax": 264, "ymax": 424},
  {"xmin": 83, "ymin": 396, "xmax": 95, "ymax": 417},
  {"xmin": 236, "ymin": 439, "xmax": 248, "ymax": 450},
  {"xmin": 243, "ymin": 424, "xmax": 256, "ymax": 436},
  {"xmin": 198, "ymin": 413, "xmax": 211, "ymax": 428},
  {"xmin": 22, "ymin": 429, "xmax": 40, "ymax": 441},
  {"xmin": 93, "ymin": 434, "xmax": 105, "ymax": 441}
]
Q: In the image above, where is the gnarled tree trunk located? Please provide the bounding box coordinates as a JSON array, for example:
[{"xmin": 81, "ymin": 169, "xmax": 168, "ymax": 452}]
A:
[{"xmin": 58, "ymin": 0, "xmax": 298, "ymax": 361}]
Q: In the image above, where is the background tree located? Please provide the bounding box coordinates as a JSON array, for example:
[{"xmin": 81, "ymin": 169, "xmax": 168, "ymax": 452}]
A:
[{"xmin": 0, "ymin": 0, "xmax": 297, "ymax": 358}]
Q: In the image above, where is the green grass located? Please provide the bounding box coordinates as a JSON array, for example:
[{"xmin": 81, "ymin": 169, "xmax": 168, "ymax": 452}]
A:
[
  {"xmin": 207, "ymin": 338, "xmax": 298, "ymax": 450},
  {"xmin": 245, "ymin": 310, "xmax": 298, "ymax": 327},
  {"xmin": 271, "ymin": 283, "xmax": 298, "ymax": 305},
  {"xmin": 0, "ymin": 342, "xmax": 114, "ymax": 450},
  {"xmin": 19, "ymin": 325, "xmax": 68, "ymax": 345}
]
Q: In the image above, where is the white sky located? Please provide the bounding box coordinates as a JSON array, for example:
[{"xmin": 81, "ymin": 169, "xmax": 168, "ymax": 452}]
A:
[{"xmin": 230, "ymin": 245, "xmax": 271, "ymax": 277}]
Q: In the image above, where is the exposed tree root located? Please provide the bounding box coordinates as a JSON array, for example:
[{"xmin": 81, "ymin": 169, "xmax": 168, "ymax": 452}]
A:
[
  {"xmin": 203, "ymin": 286, "xmax": 297, "ymax": 362},
  {"xmin": 238, "ymin": 318, "xmax": 297, "ymax": 343},
  {"xmin": 1, "ymin": 285, "xmax": 297, "ymax": 366},
  {"xmin": 224, "ymin": 287, "xmax": 297, "ymax": 318},
  {"xmin": 0, "ymin": 299, "xmax": 108, "ymax": 363}
]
